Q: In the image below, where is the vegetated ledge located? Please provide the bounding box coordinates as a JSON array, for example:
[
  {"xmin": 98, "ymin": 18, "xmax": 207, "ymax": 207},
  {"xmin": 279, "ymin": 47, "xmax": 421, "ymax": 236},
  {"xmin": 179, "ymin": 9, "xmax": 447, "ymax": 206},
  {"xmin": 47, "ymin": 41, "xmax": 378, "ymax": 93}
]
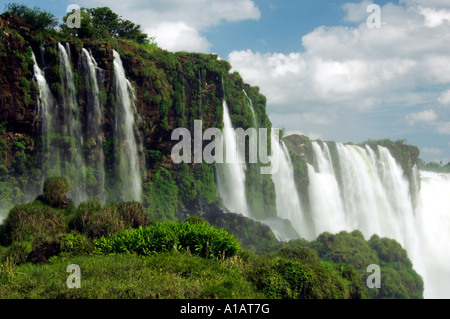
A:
[{"xmin": 0, "ymin": 177, "xmax": 424, "ymax": 299}]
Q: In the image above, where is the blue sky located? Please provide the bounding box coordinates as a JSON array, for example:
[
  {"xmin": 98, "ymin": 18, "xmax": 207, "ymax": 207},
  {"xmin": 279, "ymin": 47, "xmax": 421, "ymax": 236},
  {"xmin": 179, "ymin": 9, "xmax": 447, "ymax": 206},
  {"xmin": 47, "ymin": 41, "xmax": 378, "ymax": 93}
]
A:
[{"xmin": 3, "ymin": 0, "xmax": 450, "ymax": 164}]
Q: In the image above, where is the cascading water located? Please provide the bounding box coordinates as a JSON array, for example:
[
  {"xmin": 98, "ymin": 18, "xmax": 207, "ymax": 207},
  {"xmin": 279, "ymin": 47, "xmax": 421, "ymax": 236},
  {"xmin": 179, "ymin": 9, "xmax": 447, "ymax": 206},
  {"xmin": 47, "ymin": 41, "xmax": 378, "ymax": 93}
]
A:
[
  {"xmin": 243, "ymin": 89, "xmax": 257, "ymax": 128},
  {"xmin": 307, "ymin": 142, "xmax": 348, "ymax": 236},
  {"xmin": 48, "ymin": 43, "xmax": 87, "ymax": 203},
  {"xmin": 414, "ymin": 170, "xmax": 450, "ymax": 298},
  {"xmin": 216, "ymin": 99, "xmax": 249, "ymax": 217},
  {"xmin": 31, "ymin": 51, "xmax": 53, "ymax": 167},
  {"xmin": 112, "ymin": 50, "xmax": 142, "ymax": 201},
  {"xmin": 79, "ymin": 48, "xmax": 106, "ymax": 203},
  {"xmin": 30, "ymin": 45, "xmax": 143, "ymax": 203},
  {"xmin": 270, "ymin": 134, "xmax": 311, "ymax": 240},
  {"xmin": 287, "ymin": 140, "xmax": 449, "ymax": 298}
]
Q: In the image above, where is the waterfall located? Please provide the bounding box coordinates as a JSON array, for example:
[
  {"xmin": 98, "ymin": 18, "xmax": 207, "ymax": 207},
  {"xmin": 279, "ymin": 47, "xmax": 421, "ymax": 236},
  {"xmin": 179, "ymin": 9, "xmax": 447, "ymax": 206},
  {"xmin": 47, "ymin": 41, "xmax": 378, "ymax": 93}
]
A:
[
  {"xmin": 79, "ymin": 48, "xmax": 106, "ymax": 203},
  {"xmin": 39, "ymin": 43, "xmax": 87, "ymax": 203},
  {"xmin": 31, "ymin": 45, "xmax": 143, "ymax": 204},
  {"xmin": 216, "ymin": 99, "xmax": 249, "ymax": 217},
  {"xmin": 286, "ymin": 140, "xmax": 450, "ymax": 298},
  {"xmin": 31, "ymin": 51, "xmax": 53, "ymax": 167},
  {"xmin": 112, "ymin": 50, "xmax": 142, "ymax": 201},
  {"xmin": 243, "ymin": 89, "xmax": 257, "ymax": 128},
  {"xmin": 306, "ymin": 142, "xmax": 416, "ymax": 245},
  {"xmin": 415, "ymin": 170, "xmax": 450, "ymax": 298},
  {"xmin": 271, "ymin": 135, "xmax": 311, "ymax": 240}
]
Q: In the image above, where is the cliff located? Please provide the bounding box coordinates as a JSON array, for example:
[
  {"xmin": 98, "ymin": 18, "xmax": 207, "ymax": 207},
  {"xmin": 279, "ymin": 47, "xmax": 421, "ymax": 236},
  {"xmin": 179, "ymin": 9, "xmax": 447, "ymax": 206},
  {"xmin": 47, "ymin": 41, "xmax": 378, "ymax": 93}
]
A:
[{"xmin": 0, "ymin": 13, "xmax": 277, "ymax": 222}]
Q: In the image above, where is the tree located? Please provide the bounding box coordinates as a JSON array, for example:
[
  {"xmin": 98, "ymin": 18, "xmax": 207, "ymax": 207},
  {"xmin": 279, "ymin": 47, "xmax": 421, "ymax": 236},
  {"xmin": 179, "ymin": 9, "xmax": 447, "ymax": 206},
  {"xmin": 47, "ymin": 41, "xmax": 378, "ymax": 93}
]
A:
[
  {"xmin": 60, "ymin": 7, "xmax": 150, "ymax": 44},
  {"xmin": 3, "ymin": 3, "xmax": 58, "ymax": 30}
]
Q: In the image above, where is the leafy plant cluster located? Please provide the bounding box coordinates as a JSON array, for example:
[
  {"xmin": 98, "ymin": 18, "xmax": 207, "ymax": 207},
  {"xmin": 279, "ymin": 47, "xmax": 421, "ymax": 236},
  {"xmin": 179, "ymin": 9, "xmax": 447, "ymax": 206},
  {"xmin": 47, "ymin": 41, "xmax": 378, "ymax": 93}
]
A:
[
  {"xmin": 418, "ymin": 158, "xmax": 450, "ymax": 173},
  {"xmin": 304, "ymin": 230, "xmax": 424, "ymax": 299},
  {"xmin": 3, "ymin": 3, "xmax": 58, "ymax": 31},
  {"xmin": 94, "ymin": 221, "xmax": 242, "ymax": 260},
  {"xmin": 246, "ymin": 246, "xmax": 364, "ymax": 299}
]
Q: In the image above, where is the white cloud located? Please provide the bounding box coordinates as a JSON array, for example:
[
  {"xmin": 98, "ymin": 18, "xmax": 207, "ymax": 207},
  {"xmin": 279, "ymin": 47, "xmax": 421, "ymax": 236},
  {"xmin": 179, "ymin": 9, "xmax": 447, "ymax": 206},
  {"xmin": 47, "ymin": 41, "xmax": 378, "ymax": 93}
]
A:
[
  {"xmin": 145, "ymin": 22, "xmax": 211, "ymax": 53},
  {"xmin": 406, "ymin": 110, "xmax": 438, "ymax": 125},
  {"xmin": 229, "ymin": 1, "xmax": 450, "ymax": 145},
  {"xmin": 76, "ymin": 0, "xmax": 260, "ymax": 52},
  {"xmin": 419, "ymin": 7, "xmax": 450, "ymax": 28},
  {"xmin": 436, "ymin": 121, "xmax": 450, "ymax": 134},
  {"xmin": 342, "ymin": 0, "xmax": 374, "ymax": 23},
  {"xmin": 438, "ymin": 89, "xmax": 450, "ymax": 105},
  {"xmin": 400, "ymin": 0, "xmax": 450, "ymax": 9}
]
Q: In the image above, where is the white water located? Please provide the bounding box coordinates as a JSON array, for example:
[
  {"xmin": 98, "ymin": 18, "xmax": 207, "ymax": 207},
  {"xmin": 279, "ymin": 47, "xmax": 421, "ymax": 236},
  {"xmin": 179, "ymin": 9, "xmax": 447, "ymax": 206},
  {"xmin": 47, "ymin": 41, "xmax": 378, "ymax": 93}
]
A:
[
  {"xmin": 243, "ymin": 89, "xmax": 257, "ymax": 128},
  {"xmin": 415, "ymin": 170, "xmax": 450, "ymax": 298},
  {"xmin": 302, "ymin": 141, "xmax": 450, "ymax": 298},
  {"xmin": 80, "ymin": 48, "xmax": 106, "ymax": 203},
  {"xmin": 271, "ymin": 135, "xmax": 311, "ymax": 240},
  {"xmin": 56, "ymin": 43, "xmax": 88, "ymax": 203},
  {"xmin": 31, "ymin": 51, "xmax": 53, "ymax": 158},
  {"xmin": 112, "ymin": 50, "xmax": 142, "ymax": 201},
  {"xmin": 216, "ymin": 100, "xmax": 249, "ymax": 216}
]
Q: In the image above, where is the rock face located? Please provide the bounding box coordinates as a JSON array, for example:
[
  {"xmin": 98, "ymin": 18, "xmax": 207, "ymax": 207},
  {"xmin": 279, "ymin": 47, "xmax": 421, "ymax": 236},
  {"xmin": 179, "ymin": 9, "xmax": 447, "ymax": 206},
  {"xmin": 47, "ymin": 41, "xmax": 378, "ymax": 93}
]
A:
[{"xmin": 0, "ymin": 14, "xmax": 277, "ymax": 223}]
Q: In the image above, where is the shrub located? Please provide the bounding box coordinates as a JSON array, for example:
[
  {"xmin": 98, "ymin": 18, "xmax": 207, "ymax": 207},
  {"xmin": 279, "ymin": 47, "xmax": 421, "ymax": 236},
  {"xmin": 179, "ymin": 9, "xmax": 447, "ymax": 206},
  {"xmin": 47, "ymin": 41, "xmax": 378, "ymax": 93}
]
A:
[
  {"xmin": 0, "ymin": 201, "xmax": 66, "ymax": 245},
  {"xmin": 42, "ymin": 176, "xmax": 70, "ymax": 208},
  {"xmin": 116, "ymin": 201, "xmax": 149, "ymax": 228},
  {"xmin": 245, "ymin": 248, "xmax": 364, "ymax": 299},
  {"xmin": 59, "ymin": 231, "xmax": 93, "ymax": 256},
  {"xmin": 4, "ymin": 3, "xmax": 59, "ymax": 30},
  {"xmin": 94, "ymin": 222, "xmax": 241, "ymax": 260},
  {"xmin": 184, "ymin": 215, "xmax": 210, "ymax": 227},
  {"xmin": 28, "ymin": 235, "xmax": 60, "ymax": 263},
  {"xmin": 71, "ymin": 201, "xmax": 150, "ymax": 239},
  {"xmin": 0, "ymin": 240, "xmax": 32, "ymax": 264}
]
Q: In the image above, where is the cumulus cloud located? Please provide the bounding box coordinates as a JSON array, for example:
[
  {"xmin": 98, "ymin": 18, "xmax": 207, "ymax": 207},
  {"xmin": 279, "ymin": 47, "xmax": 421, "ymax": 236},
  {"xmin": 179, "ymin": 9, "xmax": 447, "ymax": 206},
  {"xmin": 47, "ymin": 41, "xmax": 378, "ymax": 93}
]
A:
[
  {"xmin": 145, "ymin": 22, "xmax": 211, "ymax": 53},
  {"xmin": 437, "ymin": 89, "xmax": 450, "ymax": 105},
  {"xmin": 436, "ymin": 121, "xmax": 450, "ymax": 134},
  {"xmin": 75, "ymin": 0, "xmax": 260, "ymax": 52},
  {"xmin": 406, "ymin": 110, "xmax": 438, "ymax": 125},
  {"xmin": 228, "ymin": 1, "xmax": 450, "ymax": 144}
]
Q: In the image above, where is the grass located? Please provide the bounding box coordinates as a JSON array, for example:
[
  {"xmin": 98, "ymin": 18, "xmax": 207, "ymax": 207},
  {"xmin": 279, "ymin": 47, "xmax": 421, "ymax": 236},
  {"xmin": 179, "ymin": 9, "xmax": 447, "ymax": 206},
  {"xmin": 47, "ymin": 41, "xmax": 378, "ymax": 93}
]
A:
[{"xmin": 0, "ymin": 252, "xmax": 261, "ymax": 299}]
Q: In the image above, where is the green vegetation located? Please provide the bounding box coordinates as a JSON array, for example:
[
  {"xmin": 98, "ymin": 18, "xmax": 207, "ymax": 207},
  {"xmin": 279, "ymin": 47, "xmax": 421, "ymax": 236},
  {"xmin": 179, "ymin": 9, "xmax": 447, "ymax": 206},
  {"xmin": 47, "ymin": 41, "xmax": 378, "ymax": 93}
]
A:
[
  {"xmin": 42, "ymin": 176, "xmax": 69, "ymax": 208},
  {"xmin": 94, "ymin": 221, "xmax": 242, "ymax": 260},
  {"xmin": 3, "ymin": 3, "xmax": 58, "ymax": 30},
  {"xmin": 418, "ymin": 158, "xmax": 450, "ymax": 173},
  {"xmin": 0, "ymin": 178, "xmax": 424, "ymax": 299},
  {"xmin": 60, "ymin": 7, "xmax": 151, "ymax": 44},
  {"xmin": 303, "ymin": 230, "xmax": 424, "ymax": 299}
]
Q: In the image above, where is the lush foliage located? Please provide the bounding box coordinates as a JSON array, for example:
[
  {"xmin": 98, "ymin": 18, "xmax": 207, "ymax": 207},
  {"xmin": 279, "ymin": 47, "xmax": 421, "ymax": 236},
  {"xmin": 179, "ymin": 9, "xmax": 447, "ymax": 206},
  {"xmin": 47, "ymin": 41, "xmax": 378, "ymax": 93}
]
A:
[
  {"xmin": 60, "ymin": 7, "xmax": 150, "ymax": 44},
  {"xmin": 71, "ymin": 200, "xmax": 150, "ymax": 239},
  {"xmin": 3, "ymin": 3, "xmax": 58, "ymax": 30},
  {"xmin": 94, "ymin": 221, "xmax": 242, "ymax": 260},
  {"xmin": 245, "ymin": 246, "xmax": 364, "ymax": 299},
  {"xmin": 418, "ymin": 158, "xmax": 450, "ymax": 173},
  {"xmin": 42, "ymin": 176, "xmax": 69, "ymax": 207},
  {"xmin": 0, "ymin": 253, "xmax": 261, "ymax": 299},
  {"xmin": 305, "ymin": 230, "xmax": 424, "ymax": 299}
]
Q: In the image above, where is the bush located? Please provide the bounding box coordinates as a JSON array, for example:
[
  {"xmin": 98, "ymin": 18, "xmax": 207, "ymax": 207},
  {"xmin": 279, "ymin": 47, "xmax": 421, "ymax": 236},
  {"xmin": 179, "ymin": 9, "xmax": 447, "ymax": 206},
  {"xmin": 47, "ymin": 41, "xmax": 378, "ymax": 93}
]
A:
[
  {"xmin": 42, "ymin": 176, "xmax": 70, "ymax": 208},
  {"xmin": 4, "ymin": 3, "xmax": 58, "ymax": 30},
  {"xmin": 184, "ymin": 215, "xmax": 210, "ymax": 227},
  {"xmin": 0, "ymin": 201, "xmax": 67, "ymax": 245},
  {"xmin": 0, "ymin": 240, "xmax": 32, "ymax": 264},
  {"xmin": 244, "ymin": 247, "xmax": 364, "ymax": 299},
  {"xmin": 94, "ymin": 222, "xmax": 241, "ymax": 260},
  {"xmin": 59, "ymin": 231, "xmax": 93, "ymax": 257},
  {"xmin": 71, "ymin": 201, "xmax": 150, "ymax": 239}
]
